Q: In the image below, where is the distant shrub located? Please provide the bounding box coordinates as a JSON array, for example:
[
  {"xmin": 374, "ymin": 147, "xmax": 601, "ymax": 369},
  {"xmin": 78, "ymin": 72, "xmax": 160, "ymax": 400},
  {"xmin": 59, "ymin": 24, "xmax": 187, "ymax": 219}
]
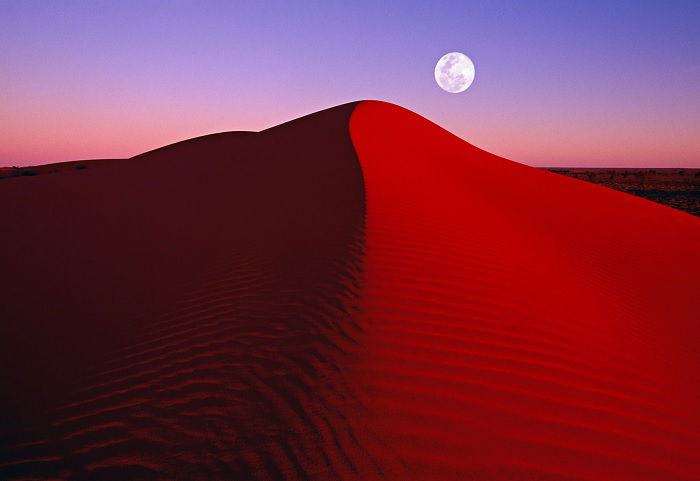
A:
[
  {"xmin": 49, "ymin": 168, "xmax": 60, "ymax": 174},
  {"xmin": 75, "ymin": 164, "xmax": 87, "ymax": 170},
  {"xmin": 20, "ymin": 170, "xmax": 38, "ymax": 176}
]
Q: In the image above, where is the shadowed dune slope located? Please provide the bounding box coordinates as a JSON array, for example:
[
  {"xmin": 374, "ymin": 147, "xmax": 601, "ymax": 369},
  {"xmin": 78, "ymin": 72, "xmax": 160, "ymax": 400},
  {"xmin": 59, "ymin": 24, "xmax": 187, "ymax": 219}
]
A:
[
  {"xmin": 0, "ymin": 103, "xmax": 372, "ymax": 480},
  {"xmin": 0, "ymin": 100, "xmax": 699, "ymax": 481},
  {"xmin": 347, "ymin": 100, "xmax": 700, "ymax": 481}
]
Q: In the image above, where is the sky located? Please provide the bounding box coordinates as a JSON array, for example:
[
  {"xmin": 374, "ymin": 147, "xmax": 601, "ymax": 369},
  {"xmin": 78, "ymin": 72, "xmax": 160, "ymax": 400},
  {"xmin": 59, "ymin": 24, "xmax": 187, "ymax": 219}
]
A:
[{"xmin": 1, "ymin": 0, "xmax": 699, "ymax": 167}]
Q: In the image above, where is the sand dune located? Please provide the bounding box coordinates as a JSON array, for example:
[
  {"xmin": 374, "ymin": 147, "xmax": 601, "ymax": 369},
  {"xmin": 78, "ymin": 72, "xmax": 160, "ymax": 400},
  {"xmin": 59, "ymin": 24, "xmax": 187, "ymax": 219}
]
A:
[{"xmin": 1, "ymin": 101, "xmax": 698, "ymax": 480}]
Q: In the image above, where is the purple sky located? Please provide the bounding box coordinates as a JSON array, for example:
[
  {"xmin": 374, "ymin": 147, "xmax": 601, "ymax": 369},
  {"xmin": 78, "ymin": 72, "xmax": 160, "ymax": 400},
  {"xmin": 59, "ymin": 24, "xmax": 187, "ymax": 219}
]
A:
[{"xmin": 2, "ymin": 0, "xmax": 699, "ymax": 167}]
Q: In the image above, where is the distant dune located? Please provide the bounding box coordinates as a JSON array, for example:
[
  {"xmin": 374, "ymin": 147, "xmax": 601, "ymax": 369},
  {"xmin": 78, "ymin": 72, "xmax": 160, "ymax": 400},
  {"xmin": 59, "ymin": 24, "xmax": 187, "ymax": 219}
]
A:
[{"xmin": 1, "ymin": 101, "xmax": 698, "ymax": 481}]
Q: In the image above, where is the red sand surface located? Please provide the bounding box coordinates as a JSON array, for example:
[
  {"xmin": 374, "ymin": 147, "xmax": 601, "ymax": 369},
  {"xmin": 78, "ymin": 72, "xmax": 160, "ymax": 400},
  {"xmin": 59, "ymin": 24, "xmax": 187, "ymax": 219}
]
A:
[
  {"xmin": 348, "ymin": 101, "xmax": 700, "ymax": 480},
  {"xmin": 0, "ymin": 104, "xmax": 367, "ymax": 480},
  {"xmin": 1, "ymin": 101, "xmax": 699, "ymax": 480}
]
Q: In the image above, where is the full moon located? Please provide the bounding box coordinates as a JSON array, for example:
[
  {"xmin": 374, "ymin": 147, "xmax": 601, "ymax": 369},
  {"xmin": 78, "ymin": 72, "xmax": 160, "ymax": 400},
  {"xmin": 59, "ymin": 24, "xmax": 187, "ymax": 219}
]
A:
[{"xmin": 435, "ymin": 52, "xmax": 475, "ymax": 93}]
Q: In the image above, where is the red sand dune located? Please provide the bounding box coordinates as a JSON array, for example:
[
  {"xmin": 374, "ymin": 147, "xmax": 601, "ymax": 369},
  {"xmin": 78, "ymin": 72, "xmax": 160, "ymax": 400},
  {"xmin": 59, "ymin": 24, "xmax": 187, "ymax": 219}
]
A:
[{"xmin": 1, "ymin": 101, "xmax": 699, "ymax": 480}]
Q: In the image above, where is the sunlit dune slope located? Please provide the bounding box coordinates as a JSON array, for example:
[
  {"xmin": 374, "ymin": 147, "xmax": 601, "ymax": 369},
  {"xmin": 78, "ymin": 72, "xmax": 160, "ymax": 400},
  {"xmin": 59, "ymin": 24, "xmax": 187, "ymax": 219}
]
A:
[
  {"xmin": 1, "ymin": 100, "xmax": 698, "ymax": 481},
  {"xmin": 348, "ymin": 100, "xmax": 700, "ymax": 481}
]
